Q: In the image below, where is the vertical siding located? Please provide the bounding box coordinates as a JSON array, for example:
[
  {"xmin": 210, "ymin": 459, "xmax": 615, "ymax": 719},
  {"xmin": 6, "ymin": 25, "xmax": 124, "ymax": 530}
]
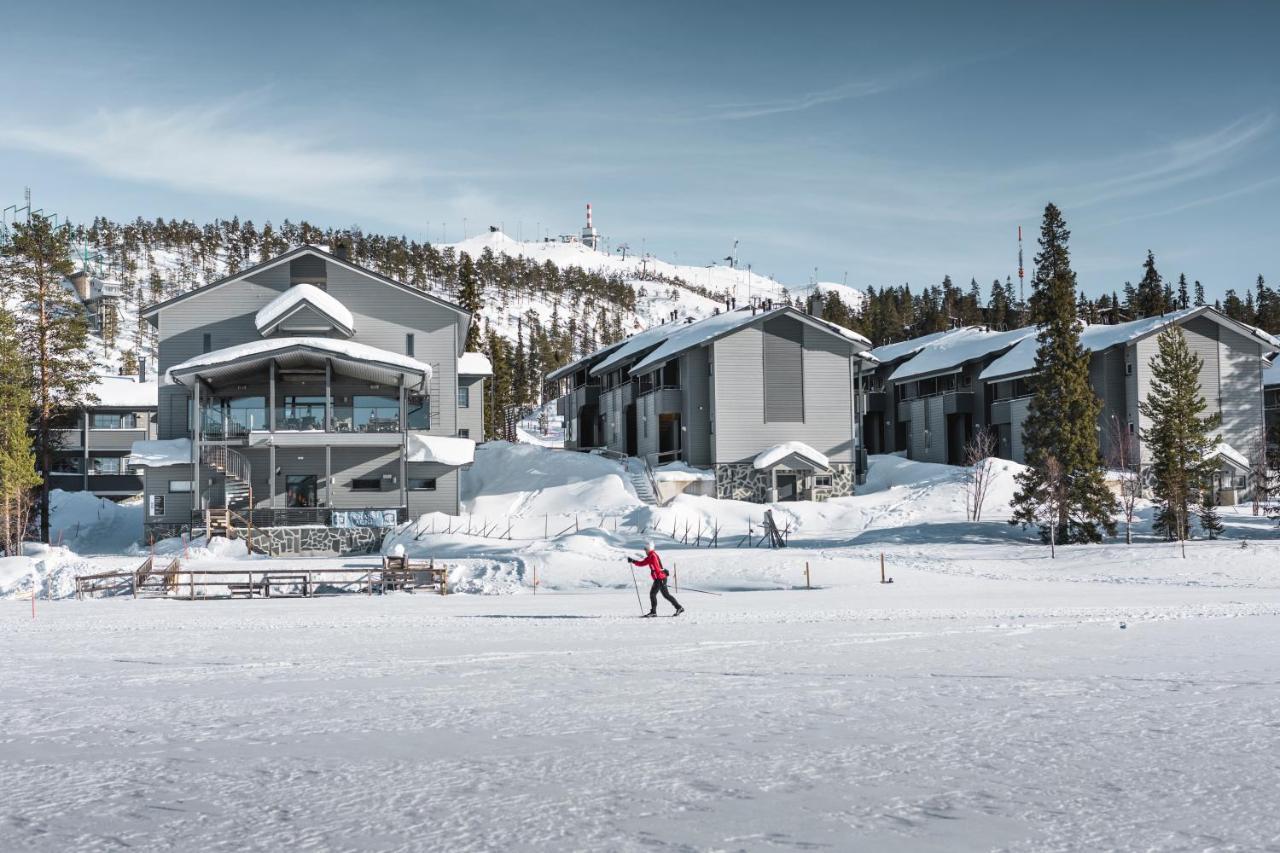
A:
[
  {"xmin": 762, "ymin": 317, "xmax": 804, "ymax": 422},
  {"xmin": 1009, "ymin": 397, "xmax": 1032, "ymax": 464},
  {"xmin": 457, "ymin": 376, "xmax": 485, "ymax": 438},
  {"xmin": 681, "ymin": 347, "xmax": 712, "ymax": 466},
  {"xmin": 907, "ymin": 397, "xmax": 946, "ymax": 464},
  {"xmin": 712, "ymin": 323, "xmax": 853, "ymax": 464},
  {"xmin": 1217, "ymin": 325, "xmax": 1264, "ymax": 455}
]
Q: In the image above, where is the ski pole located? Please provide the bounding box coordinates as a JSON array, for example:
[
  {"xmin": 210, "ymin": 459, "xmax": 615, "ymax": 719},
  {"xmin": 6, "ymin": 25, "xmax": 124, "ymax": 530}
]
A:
[
  {"xmin": 675, "ymin": 586, "xmax": 722, "ymax": 596},
  {"xmin": 628, "ymin": 560, "xmax": 645, "ymax": 614}
]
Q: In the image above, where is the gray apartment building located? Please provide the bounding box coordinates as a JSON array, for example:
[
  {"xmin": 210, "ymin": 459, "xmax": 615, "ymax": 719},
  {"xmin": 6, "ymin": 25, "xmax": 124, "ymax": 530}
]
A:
[
  {"xmin": 50, "ymin": 374, "xmax": 158, "ymax": 501},
  {"xmin": 128, "ymin": 245, "xmax": 486, "ymax": 550},
  {"xmin": 981, "ymin": 307, "xmax": 1276, "ymax": 469},
  {"xmin": 549, "ymin": 305, "xmax": 875, "ymax": 502}
]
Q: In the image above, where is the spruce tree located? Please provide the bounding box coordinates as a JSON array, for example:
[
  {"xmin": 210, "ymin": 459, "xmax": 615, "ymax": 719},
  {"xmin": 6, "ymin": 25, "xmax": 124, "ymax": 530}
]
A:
[
  {"xmin": 1193, "ymin": 280, "xmax": 1206, "ymax": 307},
  {"xmin": 1010, "ymin": 203, "xmax": 1117, "ymax": 544},
  {"xmin": 1198, "ymin": 483, "xmax": 1224, "ymax": 540},
  {"xmin": 455, "ymin": 252, "xmax": 484, "ymax": 351},
  {"xmin": 3, "ymin": 217, "xmax": 95, "ymax": 543},
  {"xmin": 1139, "ymin": 325, "xmax": 1220, "ymax": 542},
  {"xmin": 1176, "ymin": 274, "xmax": 1190, "ymax": 310},
  {"xmin": 1135, "ymin": 251, "xmax": 1163, "ymax": 317},
  {"xmin": 0, "ymin": 305, "xmax": 41, "ymax": 555}
]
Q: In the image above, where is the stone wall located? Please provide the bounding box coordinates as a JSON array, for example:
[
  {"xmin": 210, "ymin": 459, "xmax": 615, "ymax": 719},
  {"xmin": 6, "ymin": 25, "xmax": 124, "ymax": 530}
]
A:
[
  {"xmin": 144, "ymin": 523, "xmax": 387, "ymax": 556},
  {"xmin": 713, "ymin": 463, "xmax": 856, "ymax": 502}
]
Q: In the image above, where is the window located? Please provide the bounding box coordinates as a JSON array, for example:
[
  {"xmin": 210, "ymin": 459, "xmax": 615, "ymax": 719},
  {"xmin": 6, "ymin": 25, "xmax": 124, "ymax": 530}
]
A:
[
  {"xmin": 352, "ymin": 477, "xmax": 382, "ymax": 491},
  {"xmin": 52, "ymin": 456, "xmax": 83, "ymax": 474},
  {"xmin": 91, "ymin": 413, "xmax": 136, "ymax": 429},
  {"xmin": 168, "ymin": 480, "xmax": 194, "ymax": 493},
  {"xmin": 458, "ymin": 428, "xmax": 470, "ymax": 438},
  {"xmin": 202, "ymin": 333, "xmax": 212, "ymax": 354},
  {"xmin": 1128, "ymin": 422, "xmax": 1135, "ymax": 435},
  {"xmin": 407, "ymin": 392, "xmax": 430, "ymax": 430},
  {"xmin": 814, "ymin": 474, "xmax": 833, "ymax": 488},
  {"xmin": 458, "ymin": 385, "xmax": 470, "ymax": 408},
  {"xmin": 149, "ymin": 494, "xmax": 165, "ymax": 517},
  {"xmin": 1125, "ymin": 362, "xmax": 1134, "ymax": 376},
  {"xmin": 408, "ymin": 478, "xmax": 437, "ymax": 491},
  {"xmin": 90, "ymin": 457, "xmax": 122, "ymax": 475},
  {"xmin": 406, "ymin": 333, "xmax": 415, "ymax": 357},
  {"xmin": 285, "ymin": 475, "xmax": 318, "ymax": 507},
  {"xmin": 1013, "ymin": 378, "xmax": 1033, "ymax": 398}
]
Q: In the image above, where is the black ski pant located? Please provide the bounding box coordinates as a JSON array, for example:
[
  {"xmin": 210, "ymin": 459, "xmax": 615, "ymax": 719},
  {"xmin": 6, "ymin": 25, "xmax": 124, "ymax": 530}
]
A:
[{"xmin": 649, "ymin": 577, "xmax": 681, "ymax": 612}]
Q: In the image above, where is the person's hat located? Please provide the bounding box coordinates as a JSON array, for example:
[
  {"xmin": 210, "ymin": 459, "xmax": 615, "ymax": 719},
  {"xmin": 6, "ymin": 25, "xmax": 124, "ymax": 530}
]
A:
[{"xmin": 645, "ymin": 540, "xmax": 655, "ymax": 551}]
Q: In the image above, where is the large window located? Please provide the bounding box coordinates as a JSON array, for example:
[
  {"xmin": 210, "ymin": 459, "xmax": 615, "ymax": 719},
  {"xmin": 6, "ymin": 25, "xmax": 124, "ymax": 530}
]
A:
[
  {"xmin": 226, "ymin": 396, "xmax": 266, "ymax": 434},
  {"xmin": 458, "ymin": 385, "xmax": 470, "ymax": 408},
  {"xmin": 352, "ymin": 395, "xmax": 399, "ymax": 433},
  {"xmin": 89, "ymin": 457, "xmax": 122, "ymax": 475},
  {"xmin": 278, "ymin": 396, "xmax": 325, "ymax": 430},
  {"xmin": 91, "ymin": 413, "xmax": 137, "ymax": 429},
  {"xmin": 285, "ymin": 475, "xmax": 318, "ymax": 507},
  {"xmin": 52, "ymin": 456, "xmax": 83, "ymax": 474}
]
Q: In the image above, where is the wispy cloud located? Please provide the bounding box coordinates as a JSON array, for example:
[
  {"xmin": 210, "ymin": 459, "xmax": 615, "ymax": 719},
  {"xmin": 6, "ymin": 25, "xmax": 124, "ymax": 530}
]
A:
[
  {"xmin": 0, "ymin": 98, "xmax": 452, "ymax": 226},
  {"xmin": 695, "ymin": 66, "xmax": 935, "ymax": 121}
]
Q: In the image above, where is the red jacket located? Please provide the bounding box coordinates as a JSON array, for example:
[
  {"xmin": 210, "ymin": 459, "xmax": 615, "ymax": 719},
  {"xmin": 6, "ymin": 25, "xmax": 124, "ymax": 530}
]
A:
[{"xmin": 630, "ymin": 550, "xmax": 667, "ymax": 580}]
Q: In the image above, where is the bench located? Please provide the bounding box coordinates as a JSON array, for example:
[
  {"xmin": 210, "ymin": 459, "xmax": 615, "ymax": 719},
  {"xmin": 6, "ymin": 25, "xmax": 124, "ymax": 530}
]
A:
[
  {"xmin": 379, "ymin": 556, "xmax": 448, "ymax": 595},
  {"xmin": 263, "ymin": 573, "xmax": 311, "ymax": 598},
  {"xmin": 227, "ymin": 581, "xmax": 266, "ymax": 598}
]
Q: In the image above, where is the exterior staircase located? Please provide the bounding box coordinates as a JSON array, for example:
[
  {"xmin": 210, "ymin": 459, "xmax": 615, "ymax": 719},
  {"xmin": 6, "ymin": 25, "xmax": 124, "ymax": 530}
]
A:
[
  {"xmin": 200, "ymin": 444, "xmax": 264, "ymax": 551},
  {"xmin": 625, "ymin": 457, "xmax": 661, "ymax": 506}
]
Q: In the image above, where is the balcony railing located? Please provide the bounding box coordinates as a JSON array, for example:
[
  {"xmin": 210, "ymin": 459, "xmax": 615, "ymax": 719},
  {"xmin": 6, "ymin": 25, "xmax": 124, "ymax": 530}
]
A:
[{"xmin": 198, "ymin": 409, "xmax": 404, "ymax": 437}]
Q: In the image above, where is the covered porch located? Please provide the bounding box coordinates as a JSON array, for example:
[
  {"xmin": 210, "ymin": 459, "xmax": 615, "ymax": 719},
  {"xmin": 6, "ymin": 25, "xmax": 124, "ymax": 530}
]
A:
[{"xmin": 752, "ymin": 442, "xmax": 834, "ymax": 502}]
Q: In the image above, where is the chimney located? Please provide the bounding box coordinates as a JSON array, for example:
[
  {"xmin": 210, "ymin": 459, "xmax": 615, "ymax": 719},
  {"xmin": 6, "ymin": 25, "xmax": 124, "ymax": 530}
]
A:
[
  {"xmin": 333, "ymin": 238, "xmax": 350, "ymax": 261},
  {"xmin": 139, "ymin": 359, "xmax": 147, "ymax": 383}
]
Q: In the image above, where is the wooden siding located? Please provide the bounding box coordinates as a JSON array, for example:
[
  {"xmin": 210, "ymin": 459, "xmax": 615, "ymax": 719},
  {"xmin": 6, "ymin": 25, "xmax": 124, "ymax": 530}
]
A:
[
  {"xmin": 681, "ymin": 347, "xmax": 712, "ymax": 466},
  {"xmin": 712, "ymin": 323, "xmax": 854, "ymax": 464},
  {"xmin": 763, "ymin": 317, "xmax": 804, "ymax": 422}
]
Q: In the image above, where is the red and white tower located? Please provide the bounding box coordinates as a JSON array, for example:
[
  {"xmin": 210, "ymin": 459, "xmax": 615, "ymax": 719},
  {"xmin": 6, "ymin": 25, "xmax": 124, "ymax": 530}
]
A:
[{"xmin": 581, "ymin": 203, "xmax": 600, "ymax": 250}]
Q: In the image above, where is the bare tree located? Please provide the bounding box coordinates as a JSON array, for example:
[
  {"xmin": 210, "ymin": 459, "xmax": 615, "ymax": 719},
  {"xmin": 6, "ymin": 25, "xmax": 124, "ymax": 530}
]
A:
[
  {"xmin": 963, "ymin": 426, "xmax": 998, "ymax": 522},
  {"xmin": 1025, "ymin": 455, "xmax": 1068, "ymax": 559},
  {"xmin": 1249, "ymin": 425, "xmax": 1272, "ymax": 517},
  {"xmin": 1107, "ymin": 415, "xmax": 1142, "ymax": 544}
]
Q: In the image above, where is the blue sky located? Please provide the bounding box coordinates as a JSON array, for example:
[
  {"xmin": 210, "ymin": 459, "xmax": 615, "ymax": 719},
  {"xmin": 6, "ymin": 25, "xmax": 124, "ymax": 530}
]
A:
[{"xmin": 1, "ymin": 0, "xmax": 1277, "ymax": 298}]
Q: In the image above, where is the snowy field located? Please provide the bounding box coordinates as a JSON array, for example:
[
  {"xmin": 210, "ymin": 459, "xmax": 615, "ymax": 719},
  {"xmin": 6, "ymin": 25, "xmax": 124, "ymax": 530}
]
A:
[{"xmin": 5, "ymin": 450, "xmax": 1280, "ymax": 850}]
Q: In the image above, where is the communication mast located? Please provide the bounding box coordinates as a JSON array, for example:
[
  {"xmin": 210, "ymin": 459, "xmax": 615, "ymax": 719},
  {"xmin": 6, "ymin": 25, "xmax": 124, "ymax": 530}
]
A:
[{"xmin": 1017, "ymin": 225, "xmax": 1025, "ymax": 322}]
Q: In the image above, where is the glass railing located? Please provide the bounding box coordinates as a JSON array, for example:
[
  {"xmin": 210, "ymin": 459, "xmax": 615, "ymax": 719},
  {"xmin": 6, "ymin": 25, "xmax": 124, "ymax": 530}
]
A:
[{"xmin": 329, "ymin": 404, "xmax": 401, "ymax": 433}]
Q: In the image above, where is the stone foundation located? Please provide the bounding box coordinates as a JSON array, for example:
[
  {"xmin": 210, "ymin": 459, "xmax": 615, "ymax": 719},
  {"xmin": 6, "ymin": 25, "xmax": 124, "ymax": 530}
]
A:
[
  {"xmin": 714, "ymin": 463, "xmax": 856, "ymax": 503},
  {"xmin": 144, "ymin": 523, "xmax": 387, "ymax": 556}
]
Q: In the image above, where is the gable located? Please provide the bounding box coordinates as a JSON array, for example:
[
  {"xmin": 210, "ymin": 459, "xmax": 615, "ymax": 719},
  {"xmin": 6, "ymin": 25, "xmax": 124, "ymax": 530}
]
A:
[{"xmin": 276, "ymin": 303, "xmax": 344, "ymax": 334}]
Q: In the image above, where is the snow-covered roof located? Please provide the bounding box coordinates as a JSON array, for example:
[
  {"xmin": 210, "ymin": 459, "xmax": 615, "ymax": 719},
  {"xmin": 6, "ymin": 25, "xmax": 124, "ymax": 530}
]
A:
[
  {"xmin": 868, "ymin": 328, "xmax": 970, "ymax": 366},
  {"xmin": 86, "ymin": 375, "xmax": 157, "ymax": 409},
  {"xmin": 981, "ymin": 307, "xmax": 1276, "ymax": 381},
  {"xmin": 458, "ymin": 352, "xmax": 493, "ymax": 376},
  {"xmin": 406, "ymin": 433, "xmax": 475, "ymax": 466},
  {"xmin": 127, "ymin": 438, "xmax": 192, "ymax": 468},
  {"xmin": 254, "ymin": 283, "xmax": 354, "ymax": 336},
  {"xmin": 166, "ymin": 337, "xmax": 432, "ymax": 388},
  {"xmin": 628, "ymin": 307, "xmax": 871, "ymax": 376},
  {"xmin": 753, "ymin": 441, "xmax": 831, "ymax": 471},
  {"xmin": 589, "ymin": 322, "xmax": 680, "ymax": 376},
  {"xmin": 1206, "ymin": 442, "xmax": 1250, "ymax": 471},
  {"xmin": 889, "ymin": 326, "xmax": 1037, "ymax": 383}
]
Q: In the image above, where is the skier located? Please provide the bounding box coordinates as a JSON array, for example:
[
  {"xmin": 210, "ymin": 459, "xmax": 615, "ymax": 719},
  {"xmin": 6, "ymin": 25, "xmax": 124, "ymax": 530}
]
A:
[{"xmin": 630, "ymin": 541, "xmax": 683, "ymax": 617}]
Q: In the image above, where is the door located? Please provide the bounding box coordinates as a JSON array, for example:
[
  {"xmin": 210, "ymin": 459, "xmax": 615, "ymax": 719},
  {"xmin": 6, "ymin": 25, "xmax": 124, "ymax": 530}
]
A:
[
  {"xmin": 776, "ymin": 474, "xmax": 798, "ymax": 501},
  {"xmin": 625, "ymin": 403, "xmax": 638, "ymax": 457},
  {"xmin": 286, "ymin": 475, "xmax": 318, "ymax": 508},
  {"xmin": 658, "ymin": 412, "xmax": 681, "ymax": 461}
]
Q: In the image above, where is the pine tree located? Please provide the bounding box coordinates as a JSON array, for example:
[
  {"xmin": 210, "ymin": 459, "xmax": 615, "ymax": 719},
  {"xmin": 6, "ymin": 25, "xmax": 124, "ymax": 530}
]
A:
[
  {"xmin": 1176, "ymin": 274, "xmax": 1189, "ymax": 310},
  {"xmin": 3, "ymin": 217, "xmax": 95, "ymax": 543},
  {"xmin": 1198, "ymin": 483, "xmax": 1224, "ymax": 540},
  {"xmin": 1139, "ymin": 325, "xmax": 1220, "ymax": 542},
  {"xmin": 1135, "ymin": 250, "xmax": 1164, "ymax": 317},
  {"xmin": 1011, "ymin": 204, "xmax": 1117, "ymax": 544},
  {"xmin": 0, "ymin": 305, "xmax": 41, "ymax": 556},
  {"xmin": 120, "ymin": 349, "xmax": 139, "ymax": 376},
  {"xmin": 455, "ymin": 253, "xmax": 484, "ymax": 351}
]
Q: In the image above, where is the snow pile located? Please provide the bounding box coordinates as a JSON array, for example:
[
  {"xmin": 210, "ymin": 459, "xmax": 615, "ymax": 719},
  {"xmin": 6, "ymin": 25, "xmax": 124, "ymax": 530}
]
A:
[
  {"xmin": 128, "ymin": 437, "xmax": 192, "ymax": 467},
  {"xmin": 652, "ymin": 461, "xmax": 715, "ymax": 483},
  {"xmin": 405, "ymin": 433, "xmax": 475, "ymax": 466},
  {"xmin": 0, "ymin": 545, "xmax": 102, "ymax": 600},
  {"xmin": 460, "ymin": 442, "xmax": 637, "ymax": 517},
  {"xmin": 457, "ymin": 352, "xmax": 493, "ymax": 376},
  {"xmin": 753, "ymin": 441, "xmax": 830, "ymax": 470},
  {"xmin": 86, "ymin": 375, "xmax": 157, "ymax": 409},
  {"xmin": 254, "ymin": 283, "xmax": 355, "ymax": 334},
  {"xmin": 49, "ymin": 490, "xmax": 143, "ymax": 553}
]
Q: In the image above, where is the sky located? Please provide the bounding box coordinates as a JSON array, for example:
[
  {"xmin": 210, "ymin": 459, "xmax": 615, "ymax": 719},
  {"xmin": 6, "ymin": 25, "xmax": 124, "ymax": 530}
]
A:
[{"xmin": 1, "ymin": 0, "xmax": 1277, "ymax": 299}]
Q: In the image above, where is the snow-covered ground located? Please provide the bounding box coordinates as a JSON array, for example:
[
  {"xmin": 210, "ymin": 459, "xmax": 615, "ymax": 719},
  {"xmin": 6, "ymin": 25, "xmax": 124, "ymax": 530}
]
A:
[{"xmin": 4, "ymin": 448, "xmax": 1280, "ymax": 849}]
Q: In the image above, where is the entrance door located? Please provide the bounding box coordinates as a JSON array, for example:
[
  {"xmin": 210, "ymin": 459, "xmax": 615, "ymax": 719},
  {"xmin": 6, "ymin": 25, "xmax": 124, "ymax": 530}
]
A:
[
  {"xmin": 578, "ymin": 404, "xmax": 599, "ymax": 447},
  {"xmin": 776, "ymin": 474, "xmax": 798, "ymax": 501},
  {"xmin": 625, "ymin": 403, "xmax": 638, "ymax": 456},
  {"xmin": 658, "ymin": 412, "xmax": 681, "ymax": 461},
  {"xmin": 286, "ymin": 475, "xmax": 318, "ymax": 508},
  {"xmin": 946, "ymin": 413, "xmax": 972, "ymax": 465}
]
